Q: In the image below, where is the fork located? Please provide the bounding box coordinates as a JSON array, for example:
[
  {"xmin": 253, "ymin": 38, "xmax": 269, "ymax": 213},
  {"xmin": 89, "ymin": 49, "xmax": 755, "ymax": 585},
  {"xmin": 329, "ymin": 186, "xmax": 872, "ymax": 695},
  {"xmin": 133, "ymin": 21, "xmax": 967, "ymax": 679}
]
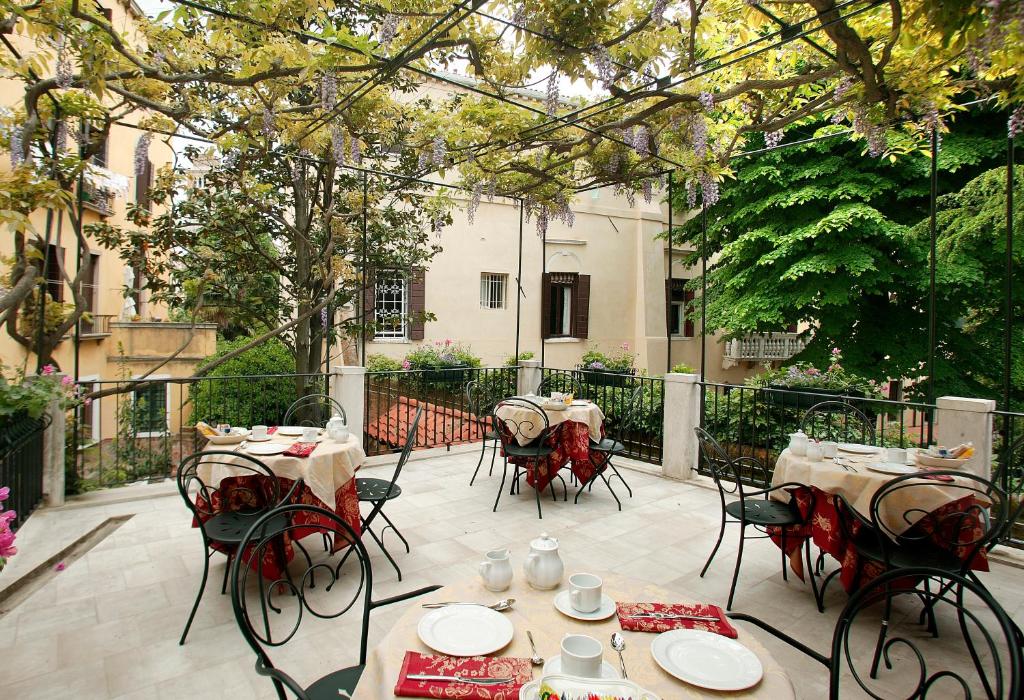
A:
[{"xmin": 622, "ymin": 612, "xmax": 719, "ymax": 621}]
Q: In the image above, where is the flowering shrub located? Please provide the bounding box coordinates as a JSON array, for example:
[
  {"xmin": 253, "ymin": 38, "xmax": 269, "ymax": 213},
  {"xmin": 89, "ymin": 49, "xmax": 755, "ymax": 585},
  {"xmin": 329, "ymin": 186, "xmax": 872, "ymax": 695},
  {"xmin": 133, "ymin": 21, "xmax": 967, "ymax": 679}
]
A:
[
  {"xmin": 0, "ymin": 486, "xmax": 16, "ymax": 571},
  {"xmin": 0, "ymin": 363, "xmax": 84, "ymax": 423},
  {"xmin": 403, "ymin": 340, "xmax": 482, "ymax": 370},
  {"xmin": 752, "ymin": 349, "xmax": 883, "ymax": 398},
  {"xmin": 580, "ymin": 343, "xmax": 636, "ymax": 373}
]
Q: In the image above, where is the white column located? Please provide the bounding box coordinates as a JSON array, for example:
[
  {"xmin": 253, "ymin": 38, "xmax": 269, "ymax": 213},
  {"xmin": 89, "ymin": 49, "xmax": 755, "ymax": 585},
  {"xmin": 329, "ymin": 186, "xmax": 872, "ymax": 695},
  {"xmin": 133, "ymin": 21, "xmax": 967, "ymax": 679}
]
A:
[
  {"xmin": 518, "ymin": 359, "xmax": 542, "ymax": 396},
  {"xmin": 663, "ymin": 372, "xmax": 702, "ymax": 480},
  {"xmin": 934, "ymin": 396, "xmax": 995, "ymax": 478},
  {"xmin": 331, "ymin": 366, "xmax": 366, "ymax": 444},
  {"xmin": 43, "ymin": 378, "xmax": 66, "ymax": 507}
]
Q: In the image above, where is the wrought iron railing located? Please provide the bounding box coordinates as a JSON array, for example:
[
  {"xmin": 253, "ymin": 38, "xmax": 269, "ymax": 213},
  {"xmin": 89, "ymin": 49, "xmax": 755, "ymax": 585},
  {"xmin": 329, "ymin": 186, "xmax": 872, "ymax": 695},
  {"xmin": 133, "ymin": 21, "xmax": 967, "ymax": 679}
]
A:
[
  {"xmin": 538, "ymin": 368, "xmax": 664, "ymax": 464},
  {"xmin": 363, "ymin": 367, "xmax": 516, "ymax": 456},
  {"xmin": 71, "ymin": 373, "xmax": 328, "ymax": 489},
  {"xmin": 993, "ymin": 410, "xmax": 1024, "ymax": 548},
  {"xmin": 0, "ymin": 414, "xmax": 50, "ymax": 530}
]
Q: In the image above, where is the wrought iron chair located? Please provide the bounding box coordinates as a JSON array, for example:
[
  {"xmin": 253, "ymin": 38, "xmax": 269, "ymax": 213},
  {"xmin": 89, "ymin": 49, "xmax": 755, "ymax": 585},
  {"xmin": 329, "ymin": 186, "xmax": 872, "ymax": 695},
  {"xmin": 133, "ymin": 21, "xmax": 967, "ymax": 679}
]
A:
[
  {"xmin": 801, "ymin": 400, "xmax": 877, "ymax": 445},
  {"xmin": 695, "ymin": 426, "xmax": 817, "ymax": 610},
  {"xmin": 536, "ymin": 373, "xmax": 585, "ymax": 399},
  {"xmin": 283, "ymin": 393, "xmax": 347, "ymax": 427},
  {"xmin": 492, "ymin": 397, "xmax": 562, "ymax": 519},
  {"xmin": 575, "ymin": 385, "xmax": 645, "ymax": 510},
  {"xmin": 176, "ymin": 450, "xmax": 301, "ymax": 645},
  {"xmin": 355, "ymin": 406, "xmax": 422, "ymax": 581},
  {"xmin": 729, "ymin": 567, "xmax": 1022, "ymax": 699},
  {"xmin": 229, "ymin": 503, "xmax": 441, "ymax": 699},
  {"xmin": 466, "ymin": 380, "xmax": 502, "ymax": 486}
]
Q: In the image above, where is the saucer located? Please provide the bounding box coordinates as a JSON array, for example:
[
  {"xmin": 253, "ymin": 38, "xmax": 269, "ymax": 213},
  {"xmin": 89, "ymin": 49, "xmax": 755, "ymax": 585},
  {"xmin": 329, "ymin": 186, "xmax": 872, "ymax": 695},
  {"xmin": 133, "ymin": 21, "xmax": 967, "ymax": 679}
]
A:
[
  {"xmin": 543, "ymin": 655, "xmax": 620, "ymax": 680},
  {"xmin": 553, "ymin": 590, "xmax": 617, "ymax": 621},
  {"xmin": 247, "ymin": 435, "xmax": 273, "ymax": 442}
]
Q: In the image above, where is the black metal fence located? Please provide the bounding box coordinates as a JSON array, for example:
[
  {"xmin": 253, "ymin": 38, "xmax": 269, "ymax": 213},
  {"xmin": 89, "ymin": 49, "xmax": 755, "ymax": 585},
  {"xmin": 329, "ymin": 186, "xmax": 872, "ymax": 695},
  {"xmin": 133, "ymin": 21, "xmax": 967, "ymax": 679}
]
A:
[
  {"xmin": 538, "ymin": 368, "xmax": 664, "ymax": 464},
  {"xmin": 1, "ymin": 414, "xmax": 50, "ymax": 530},
  {"xmin": 698, "ymin": 382, "xmax": 935, "ymax": 483},
  {"xmin": 364, "ymin": 367, "xmax": 516, "ymax": 456},
  {"xmin": 994, "ymin": 410, "xmax": 1024, "ymax": 547},
  {"xmin": 72, "ymin": 373, "xmax": 328, "ymax": 489}
]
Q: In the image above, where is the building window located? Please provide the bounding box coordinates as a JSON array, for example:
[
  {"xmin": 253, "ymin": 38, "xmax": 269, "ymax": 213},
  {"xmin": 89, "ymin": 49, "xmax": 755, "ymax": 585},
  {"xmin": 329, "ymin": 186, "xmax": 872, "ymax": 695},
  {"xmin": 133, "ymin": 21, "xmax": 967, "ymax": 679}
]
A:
[
  {"xmin": 44, "ymin": 244, "xmax": 65, "ymax": 302},
  {"xmin": 480, "ymin": 273, "xmax": 507, "ymax": 309},
  {"xmin": 131, "ymin": 379, "xmax": 169, "ymax": 436},
  {"xmin": 81, "ymin": 252, "xmax": 100, "ymax": 333},
  {"xmin": 541, "ymin": 272, "xmax": 591, "ymax": 339},
  {"xmin": 373, "ymin": 271, "xmax": 408, "ymax": 340},
  {"xmin": 667, "ymin": 278, "xmax": 695, "ymax": 338},
  {"xmin": 77, "ymin": 376, "xmax": 100, "ymax": 445}
]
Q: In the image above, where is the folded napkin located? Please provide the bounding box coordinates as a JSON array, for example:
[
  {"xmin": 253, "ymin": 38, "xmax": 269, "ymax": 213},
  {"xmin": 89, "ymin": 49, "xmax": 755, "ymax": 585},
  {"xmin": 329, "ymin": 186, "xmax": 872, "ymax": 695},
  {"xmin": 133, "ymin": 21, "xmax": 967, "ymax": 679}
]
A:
[
  {"xmin": 394, "ymin": 651, "xmax": 532, "ymax": 698},
  {"xmin": 283, "ymin": 442, "xmax": 316, "ymax": 457},
  {"xmin": 616, "ymin": 602, "xmax": 738, "ymax": 638},
  {"xmin": 919, "ymin": 471, "xmax": 955, "ymax": 482},
  {"xmin": 267, "ymin": 426, "xmax": 278, "ymax": 435}
]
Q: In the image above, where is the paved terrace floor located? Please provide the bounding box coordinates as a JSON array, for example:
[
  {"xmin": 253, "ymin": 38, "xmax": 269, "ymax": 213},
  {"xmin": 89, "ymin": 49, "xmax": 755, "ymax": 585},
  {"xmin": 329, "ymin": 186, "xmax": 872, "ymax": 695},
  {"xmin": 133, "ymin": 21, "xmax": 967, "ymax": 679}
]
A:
[{"xmin": 1, "ymin": 447, "xmax": 1022, "ymax": 699}]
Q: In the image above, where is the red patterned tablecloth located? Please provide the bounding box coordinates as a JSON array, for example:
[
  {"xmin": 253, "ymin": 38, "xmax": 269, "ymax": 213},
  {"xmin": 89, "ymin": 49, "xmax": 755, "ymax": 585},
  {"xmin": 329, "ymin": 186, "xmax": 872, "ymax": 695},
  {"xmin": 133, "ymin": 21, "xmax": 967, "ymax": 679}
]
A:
[
  {"xmin": 194, "ymin": 476, "xmax": 361, "ymax": 580},
  {"xmin": 769, "ymin": 486, "xmax": 988, "ymax": 592},
  {"xmin": 503, "ymin": 421, "xmax": 601, "ymax": 493}
]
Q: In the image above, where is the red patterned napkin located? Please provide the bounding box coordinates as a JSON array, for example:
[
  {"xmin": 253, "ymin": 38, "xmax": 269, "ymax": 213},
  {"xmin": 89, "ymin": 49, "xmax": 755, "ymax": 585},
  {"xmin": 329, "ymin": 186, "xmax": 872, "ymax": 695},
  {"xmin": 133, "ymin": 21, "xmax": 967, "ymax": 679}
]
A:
[
  {"xmin": 616, "ymin": 602, "xmax": 738, "ymax": 638},
  {"xmin": 267, "ymin": 426, "xmax": 278, "ymax": 435},
  {"xmin": 919, "ymin": 471, "xmax": 955, "ymax": 482},
  {"xmin": 283, "ymin": 442, "xmax": 316, "ymax": 457},
  {"xmin": 394, "ymin": 651, "xmax": 532, "ymax": 698}
]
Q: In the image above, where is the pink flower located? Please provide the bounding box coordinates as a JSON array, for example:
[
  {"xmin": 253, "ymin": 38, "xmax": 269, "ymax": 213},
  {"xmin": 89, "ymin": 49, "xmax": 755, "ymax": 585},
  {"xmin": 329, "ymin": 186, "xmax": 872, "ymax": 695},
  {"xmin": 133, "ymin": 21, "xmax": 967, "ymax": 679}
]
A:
[
  {"xmin": 0, "ymin": 509, "xmax": 15, "ymax": 524},
  {"xmin": 54, "ymin": 562, "xmax": 66, "ymax": 572},
  {"xmin": 621, "ymin": 342, "xmax": 630, "ymax": 351},
  {"xmin": 61, "ymin": 375, "xmax": 74, "ymax": 386},
  {"xmin": 831, "ymin": 348, "xmax": 841, "ymax": 356},
  {"xmin": 401, "ymin": 360, "xmax": 411, "ymax": 370},
  {"xmin": 828, "ymin": 364, "xmax": 840, "ymax": 373},
  {"xmin": 444, "ymin": 339, "xmax": 452, "ymax": 346},
  {"xmin": 84, "ymin": 397, "xmax": 93, "ymax": 406},
  {"xmin": 0, "ymin": 486, "xmax": 8, "ymax": 502},
  {"xmin": 806, "ymin": 368, "xmax": 821, "ymax": 376},
  {"xmin": 41, "ymin": 364, "xmax": 56, "ymax": 375}
]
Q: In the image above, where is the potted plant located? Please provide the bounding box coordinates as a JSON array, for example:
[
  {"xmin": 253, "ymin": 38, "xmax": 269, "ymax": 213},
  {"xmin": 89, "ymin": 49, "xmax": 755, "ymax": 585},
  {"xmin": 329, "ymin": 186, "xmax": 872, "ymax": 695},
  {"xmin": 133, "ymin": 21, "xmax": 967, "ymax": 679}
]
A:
[
  {"xmin": 578, "ymin": 345, "xmax": 637, "ymax": 387},
  {"xmin": 0, "ymin": 363, "xmax": 83, "ymax": 435},
  {"xmin": 405, "ymin": 340, "xmax": 481, "ymax": 383},
  {"xmin": 755, "ymin": 349, "xmax": 883, "ymax": 410}
]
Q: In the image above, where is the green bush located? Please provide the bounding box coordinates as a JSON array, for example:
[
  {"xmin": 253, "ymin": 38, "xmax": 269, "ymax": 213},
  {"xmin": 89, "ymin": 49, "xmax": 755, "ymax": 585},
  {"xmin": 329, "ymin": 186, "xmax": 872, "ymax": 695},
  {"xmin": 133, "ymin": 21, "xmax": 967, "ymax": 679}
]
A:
[
  {"xmin": 190, "ymin": 336, "xmax": 299, "ymax": 427},
  {"xmin": 503, "ymin": 351, "xmax": 534, "ymax": 367},
  {"xmin": 366, "ymin": 353, "xmax": 403, "ymax": 372},
  {"xmin": 670, "ymin": 362, "xmax": 696, "ymax": 374},
  {"xmin": 404, "ymin": 341, "xmax": 482, "ymax": 370}
]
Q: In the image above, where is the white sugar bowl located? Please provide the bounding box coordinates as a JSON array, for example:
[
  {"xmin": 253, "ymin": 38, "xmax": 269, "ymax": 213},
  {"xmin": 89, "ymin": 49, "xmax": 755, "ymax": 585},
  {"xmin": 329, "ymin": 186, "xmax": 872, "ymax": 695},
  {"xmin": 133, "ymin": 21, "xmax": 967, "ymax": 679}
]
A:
[{"xmin": 523, "ymin": 533, "xmax": 564, "ymax": 590}]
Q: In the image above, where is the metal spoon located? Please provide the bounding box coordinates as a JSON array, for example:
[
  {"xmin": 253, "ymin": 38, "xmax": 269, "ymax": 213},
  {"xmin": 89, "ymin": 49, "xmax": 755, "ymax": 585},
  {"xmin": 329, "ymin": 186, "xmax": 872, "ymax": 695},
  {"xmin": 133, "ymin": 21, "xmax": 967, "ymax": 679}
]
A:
[
  {"xmin": 611, "ymin": 632, "xmax": 627, "ymax": 679},
  {"xmin": 526, "ymin": 630, "xmax": 544, "ymax": 666},
  {"xmin": 421, "ymin": 598, "xmax": 515, "ymax": 611}
]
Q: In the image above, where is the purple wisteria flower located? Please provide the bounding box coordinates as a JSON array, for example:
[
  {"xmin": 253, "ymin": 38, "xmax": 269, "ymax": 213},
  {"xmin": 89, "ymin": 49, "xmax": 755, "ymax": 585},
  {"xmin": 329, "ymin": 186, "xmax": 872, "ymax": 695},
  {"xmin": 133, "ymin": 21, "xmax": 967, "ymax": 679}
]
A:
[
  {"xmin": 698, "ymin": 172, "xmax": 719, "ymax": 207},
  {"xmin": 691, "ymin": 116, "xmax": 708, "ymax": 158},
  {"xmin": 431, "ymin": 135, "xmax": 446, "ymax": 167},
  {"xmin": 698, "ymin": 91, "xmax": 714, "ymax": 112},
  {"xmin": 764, "ymin": 130, "xmax": 783, "ymax": 149},
  {"xmin": 651, "ymin": 0, "xmax": 668, "ymax": 26},
  {"xmin": 1008, "ymin": 106, "xmax": 1023, "ymax": 138},
  {"xmin": 332, "ymin": 126, "xmax": 347, "ymax": 164},
  {"xmin": 545, "ymin": 71, "xmax": 560, "ymax": 117},
  {"xmin": 593, "ymin": 44, "xmax": 615, "ymax": 89},
  {"xmin": 467, "ymin": 180, "xmax": 483, "ymax": 224},
  {"xmin": 134, "ymin": 132, "xmax": 152, "ymax": 176},
  {"xmin": 10, "ymin": 125, "xmax": 24, "ymax": 167},
  {"xmin": 55, "ymin": 36, "xmax": 73, "ymax": 89},
  {"xmin": 379, "ymin": 14, "xmax": 399, "ymax": 49},
  {"xmin": 321, "ymin": 74, "xmax": 337, "ymax": 110}
]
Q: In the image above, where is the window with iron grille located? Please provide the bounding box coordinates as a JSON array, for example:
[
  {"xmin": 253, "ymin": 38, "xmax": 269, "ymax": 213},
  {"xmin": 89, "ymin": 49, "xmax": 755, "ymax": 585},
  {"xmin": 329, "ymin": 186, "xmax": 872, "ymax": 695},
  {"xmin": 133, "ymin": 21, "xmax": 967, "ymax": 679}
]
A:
[
  {"xmin": 374, "ymin": 271, "xmax": 408, "ymax": 339},
  {"xmin": 480, "ymin": 273, "xmax": 507, "ymax": 309},
  {"xmin": 131, "ymin": 379, "xmax": 169, "ymax": 436}
]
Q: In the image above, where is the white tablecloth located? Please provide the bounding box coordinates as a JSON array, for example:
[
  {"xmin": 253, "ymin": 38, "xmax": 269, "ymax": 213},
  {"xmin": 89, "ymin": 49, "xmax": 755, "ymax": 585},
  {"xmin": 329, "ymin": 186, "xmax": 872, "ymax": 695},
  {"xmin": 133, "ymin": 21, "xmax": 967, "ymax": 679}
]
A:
[{"xmin": 495, "ymin": 400, "xmax": 605, "ymax": 445}]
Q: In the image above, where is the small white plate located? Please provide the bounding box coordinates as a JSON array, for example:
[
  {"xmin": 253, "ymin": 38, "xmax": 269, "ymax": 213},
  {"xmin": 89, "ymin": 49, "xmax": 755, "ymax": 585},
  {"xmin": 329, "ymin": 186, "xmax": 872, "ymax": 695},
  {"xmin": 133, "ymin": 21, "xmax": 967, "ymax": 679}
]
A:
[
  {"xmin": 247, "ymin": 434, "xmax": 273, "ymax": 442},
  {"xmin": 838, "ymin": 443, "xmax": 879, "ymax": 455},
  {"xmin": 276, "ymin": 426, "xmax": 320, "ymax": 436},
  {"xmin": 543, "ymin": 655, "xmax": 620, "ymax": 680},
  {"xmin": 651, "ymin": 629, "xmax": 763, "ymax": 691},
  {"xmin": 417, "ymin": 605, "xmax": 514, "ymax": 657},
  {"xmin": 571, "ymin": 400, "xmax": 591, "ymax": 406},
  {"xmin": 867, "ymin": 462, "xmax": 921, "ymax": 475},
  {"xmin": 244, "ymin": 443, "xmax": 290, "ymax": 456},
  {"xmin": 519, "ymin": 675, "xmax": 659, "ymax": 700},
  {"xmin": 553, "ymin": 590, "xmax": 617, "ymax": 621}
]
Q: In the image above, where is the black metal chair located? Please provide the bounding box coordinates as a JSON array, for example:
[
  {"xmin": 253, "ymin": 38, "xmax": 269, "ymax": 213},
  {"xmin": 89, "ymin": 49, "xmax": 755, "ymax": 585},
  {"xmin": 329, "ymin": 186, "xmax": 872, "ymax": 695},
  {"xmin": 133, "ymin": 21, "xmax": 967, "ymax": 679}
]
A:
[
  {"xmin": 492, "ymin": 397, "xmax": 563, "ymax": 519},
  {"xmin": 536, "ymin": 373, "xmax": 585, "ymax": 399},
  {"xmin": 229, "ymin": 503, "xmax": 441, "ymax": 699},
  {"xmin": 728, "ymin": 567, "xmax": 1022, "ymax": 700},
  {"xmin": 466, "ymin": 380, "xmax": 501, "ymax": 486},
  {"xmin": 355, "ymin": 406, "xmax": 422, "ymax": 581},
  {"xmin": 176, "ymin": 450, "xmax": 301, "ymax": 645},
  {"xmin": 283, "ymin": 393, "xmax": 347, "ymax": 427},
  {"xmin": 801, "ymin": 400, "xmax": 877, "ymax": 445},
  {"xmin": 695, "ymin": 426, "xmax": 817, "ymax": 610},
  {"xmin": 574, "ymin": 386, "xmax": 645, "ymax": 510}
]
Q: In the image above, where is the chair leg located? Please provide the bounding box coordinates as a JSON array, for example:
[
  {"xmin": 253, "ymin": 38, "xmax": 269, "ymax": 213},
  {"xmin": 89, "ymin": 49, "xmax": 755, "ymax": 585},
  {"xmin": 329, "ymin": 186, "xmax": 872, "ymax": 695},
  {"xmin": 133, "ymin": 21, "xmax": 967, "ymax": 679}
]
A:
[
  {"xmin": 803, "ymin": 538, "xmax": 824, "ymax": 613},
  {"xmin": 599, "ymin": 472, "xmax": 622, "ymax": 511},
  {"xmin": 869, "ymin": 585, "xmax": 893, "ymax": 678},
  {"xmin": 180, "ymin": 550, "xmax": 212, "ymax": 645},
  {"xmin": 488, "ymin": 439, "xmax": 498, "ymax": 476},
  {"xmin": 780, "ymin": 531, "xmax": 788, "ymax": 582},
  {"xmin": 493, "ymin": 458, "xmax": 508, "ymax": 513},
  {"xmin": 220, "ymin": 551, "xmax": 232, "ymax": 594},
  {"xmin": 701, "ymin": 510, "xmax": 727, "ymax": 578},
  {"xmin": 727, "ymin": 525, "xmax": 746, "ymax": 611},
  {"xmin": 607, "ymin": 460, "xmax": 633, "ymax": 498},
  {"xmin": 470, "ymin": 438, "xmax": 487, "ymax": 485},
  {"xmin": 535, "ymin": 472, "xmax": 544, "ymax": 519},
  {"xmin": 379, "ymin": 508, "xmax": 410, "ymax": 553},
  {"xmin": 366, "ymin": 524, "xmax": 403, "ymax": 581}
]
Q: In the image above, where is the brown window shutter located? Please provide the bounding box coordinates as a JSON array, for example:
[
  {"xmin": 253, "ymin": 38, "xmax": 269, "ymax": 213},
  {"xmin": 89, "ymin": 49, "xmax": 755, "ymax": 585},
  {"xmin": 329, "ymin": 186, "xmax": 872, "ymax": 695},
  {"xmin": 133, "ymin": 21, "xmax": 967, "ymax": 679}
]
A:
[
  {"xmin": 408, "ymin": 267, "xmax": 426, "ymax": 340},
  {"xmin": 665, "ymin": 279, "xmax": 672, "ymax": 333},
  {"xmin": 136, "ymin": 159, "xmax": 153, "ymax": 210},
  {"xmin": 540, "ymin": 272, "xmax": 552, "ymax": 339},
  {"xmin": 362, "ymin": 268, "xmax": 375, "ymax": 326},
  {"xmin": 684, "ymin": 288, "xmax": 695, "ymax": 338},
  {"xmin": 573, "ymin": 273, "xmax": 590, "ymax": 339}
]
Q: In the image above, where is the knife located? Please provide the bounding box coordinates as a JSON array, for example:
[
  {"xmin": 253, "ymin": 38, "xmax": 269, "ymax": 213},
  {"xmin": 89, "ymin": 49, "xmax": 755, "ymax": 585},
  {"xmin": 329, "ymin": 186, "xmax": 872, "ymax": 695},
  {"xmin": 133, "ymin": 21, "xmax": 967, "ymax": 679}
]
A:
[
  {"xmin": 622, "ymin": 612, "xmax": 720, "ymax": 621},
  {"xmin": 406, "ymin": 674, "xmax": 513, "ymax": 685}
]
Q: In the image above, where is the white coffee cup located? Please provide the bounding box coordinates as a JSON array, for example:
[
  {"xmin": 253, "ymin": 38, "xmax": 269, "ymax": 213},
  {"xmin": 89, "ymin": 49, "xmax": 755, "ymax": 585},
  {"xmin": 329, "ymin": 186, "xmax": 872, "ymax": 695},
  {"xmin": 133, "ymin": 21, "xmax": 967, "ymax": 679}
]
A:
[
  {"xmin": 251, "ymin": 425, "xmax": 268, "ymax": 440},
  {"xmin": 886, "ymin": 447, "xmax": 908, "ymax": 464},
  {"xmin": 560, "ymin": 634, "xmax": 603, "ymax": 678},
  {"xmin": 301, "ymin": 426, "xmax": 318, "ymax": 443},
  {"xmin": 569, "ymin": 573, "xmax": 603, "ymax": 613},
  {"xmin": 821, "ymin": 441, "xmax": 838, "ymax": 459}
]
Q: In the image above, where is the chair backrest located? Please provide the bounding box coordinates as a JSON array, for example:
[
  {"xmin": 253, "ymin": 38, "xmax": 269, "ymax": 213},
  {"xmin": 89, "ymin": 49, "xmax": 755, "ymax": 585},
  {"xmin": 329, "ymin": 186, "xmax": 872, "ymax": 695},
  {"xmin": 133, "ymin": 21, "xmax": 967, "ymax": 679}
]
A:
[
  {"xmin": 229, "ymin": 503, "xmax": 375, "ymax": 700},
  {"xmin": 283, "ymin": 393, "xmax": 346, "ymax": 428},
  {"xmin": 177, "ymin": 450, "xmax": 291, "ymax": 537},
  {"xmin": 466, "ymin": 380, "xmax": 500, "ymax": 431},
  {"xmin": 801, "ymin": 401, "xmax": 876, "ymax": 445},
  {"xmin": 608, "ymin": 385, "xmax": 645, "ymax": 444},
  {"xmin": 536, "ymin": 373, "xmax": 585, "ymax": 399},
  {"xmin": 363, "ymin": 407, "xmax": 422, "ymax": 530},
  {"xmin": 829, "ymin": 567, "xmax": 1021, "ymax": 699},
  {"xmin": 693, "ymin": 426, "xmax": 769, "ymax": 497},
  {"xmin": 869, "ymin": 470, "xmax": 1008, "ymax": 573},
  {"xmin": 493, "ymin": 396, "xmax": 553, "ymax": 448}
]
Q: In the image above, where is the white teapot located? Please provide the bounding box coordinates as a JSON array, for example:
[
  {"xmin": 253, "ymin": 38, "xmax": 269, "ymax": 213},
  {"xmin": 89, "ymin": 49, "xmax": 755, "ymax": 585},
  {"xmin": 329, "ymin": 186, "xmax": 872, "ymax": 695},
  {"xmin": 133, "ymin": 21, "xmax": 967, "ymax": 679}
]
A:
[
  {"xmin": 788, "ymin": 430, "xmax": 808, "ymax": 457},
  {"xmin": 326, "ymin": 413, "xmax": 349, "ymax": 442},
  {"xmin": 523, "ymin": 533, "xmax": 564, "ymax": 590},
  {"xmin": 478, "ymin": 548, "xmax": 513, "ymax": 592}
]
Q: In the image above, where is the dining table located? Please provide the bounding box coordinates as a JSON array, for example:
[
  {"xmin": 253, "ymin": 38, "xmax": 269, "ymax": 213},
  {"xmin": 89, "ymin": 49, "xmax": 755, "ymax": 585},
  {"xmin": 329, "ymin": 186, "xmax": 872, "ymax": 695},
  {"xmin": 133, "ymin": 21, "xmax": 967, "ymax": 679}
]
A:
[
  {"xmin": 768, "ymin": 446, "xmax": 989, "ymax": 590},
  {"xmin": 352, "ymin": 572, "xmax": 796, "ymax": 699},
  {"xmin": 494, "ymin": 398, "xmax": 606, "ymax": 492}
]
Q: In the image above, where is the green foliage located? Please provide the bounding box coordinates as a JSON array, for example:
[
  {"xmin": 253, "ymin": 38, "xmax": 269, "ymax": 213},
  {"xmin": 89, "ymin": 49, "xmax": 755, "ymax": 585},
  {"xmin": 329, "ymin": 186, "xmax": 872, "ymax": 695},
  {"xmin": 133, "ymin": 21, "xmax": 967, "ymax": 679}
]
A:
[
  {"xmin": 366, "ymin": 353, "xmax": 402, "ymax": 373},
  {"xmin": 503, "ymin": 351, "xmax": 535, "ymax": 367},
  {"xmin": 579, "ymin": 345, "xmax": 636, "ymax": 372},
  {"xmin": 670, "ymin": 362, "xmax": 696, "ymax": 374},
  {"xmin": 755, "ymin": 350, "xmax": 883, "ymax": 398},
  {"xmin": 0, "ymin": 363, "xmax": 78, "ymax": 422},
  {"xmin": 404, "ymin": 341, "xmax": 482, "ymax": 370},
  {"xmin": 190, "ymin": 336, "xmax": 298, "ymax": 427}
]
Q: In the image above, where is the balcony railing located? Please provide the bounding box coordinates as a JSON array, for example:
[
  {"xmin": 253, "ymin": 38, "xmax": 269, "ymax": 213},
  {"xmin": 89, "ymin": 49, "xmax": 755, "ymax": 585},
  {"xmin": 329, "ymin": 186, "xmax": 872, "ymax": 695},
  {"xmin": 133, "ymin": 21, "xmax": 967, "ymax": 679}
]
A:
[
  {"xmin": 723, "ymin": 332, "xmax": 805, "ymax": 367},
  {"xmin": 81, "ymin": 181, "xmax": 115, "ymax": 216},
  {"xmin": 79, "ymin": 313, "xmax": 113, "ymax": 338}
]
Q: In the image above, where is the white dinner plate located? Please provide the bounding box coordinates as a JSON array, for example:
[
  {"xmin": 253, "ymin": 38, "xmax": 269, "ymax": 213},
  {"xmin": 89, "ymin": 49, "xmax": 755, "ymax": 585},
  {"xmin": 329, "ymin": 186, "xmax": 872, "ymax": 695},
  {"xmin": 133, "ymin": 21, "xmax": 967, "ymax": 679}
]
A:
[
  {"xmin": 553, "ymin": 590, "xmax": 617, "ymax": 621},
  {"xmin": 543, "ymin": 655, "xmax": 620, "ymax": 680},
  {"xmin": 867, "ymin": 462, "xmax": 921, "ymax": 476},
  {"xmin": 650, "ymin": 629, "xmax": 763, "ymax": 691},
  {"xmin": 838, "ymin": 443, "xmax": 879, "ymax": 455},
  {"xmin": 571, "ymin": 400, "xmax": 591, "ymax": 406},
  {"xmin": 417, "ymin": 605, "xmax": 514, "ymax": 657},
  {"xmin": 276, "ymin": 426, "xmax": 319, "ymax": 436},
  {"xmin": 244, "ymin": 442, "xmax": 290, "ymax": 456}
]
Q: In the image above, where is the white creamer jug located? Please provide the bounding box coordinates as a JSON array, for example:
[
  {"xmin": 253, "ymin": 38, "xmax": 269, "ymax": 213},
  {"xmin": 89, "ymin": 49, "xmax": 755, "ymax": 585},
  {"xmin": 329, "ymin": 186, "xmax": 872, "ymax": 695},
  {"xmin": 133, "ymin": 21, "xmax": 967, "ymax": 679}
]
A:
[
  {"xmin": 478, "ymin": 548, "xmax": 513, "ymax": 592},
  {"xmin": 523, "ymin": 533, "xmax": 564, "ymax": 590}
]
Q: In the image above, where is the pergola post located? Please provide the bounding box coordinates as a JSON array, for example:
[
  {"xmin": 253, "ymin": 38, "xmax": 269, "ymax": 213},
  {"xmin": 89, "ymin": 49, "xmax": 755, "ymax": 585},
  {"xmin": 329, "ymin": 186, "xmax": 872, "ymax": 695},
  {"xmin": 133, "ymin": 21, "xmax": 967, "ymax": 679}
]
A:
[
  {"xmin": 927, "ymin": 126, "xmax": 939, "ymax": 444},
  {"xmin": 667, "ymin": 172, "xmax": 674, "ymax": 374},
  {"xmin": 515, "ymin": 198, "xmax": 523, "ymax": 362}
]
